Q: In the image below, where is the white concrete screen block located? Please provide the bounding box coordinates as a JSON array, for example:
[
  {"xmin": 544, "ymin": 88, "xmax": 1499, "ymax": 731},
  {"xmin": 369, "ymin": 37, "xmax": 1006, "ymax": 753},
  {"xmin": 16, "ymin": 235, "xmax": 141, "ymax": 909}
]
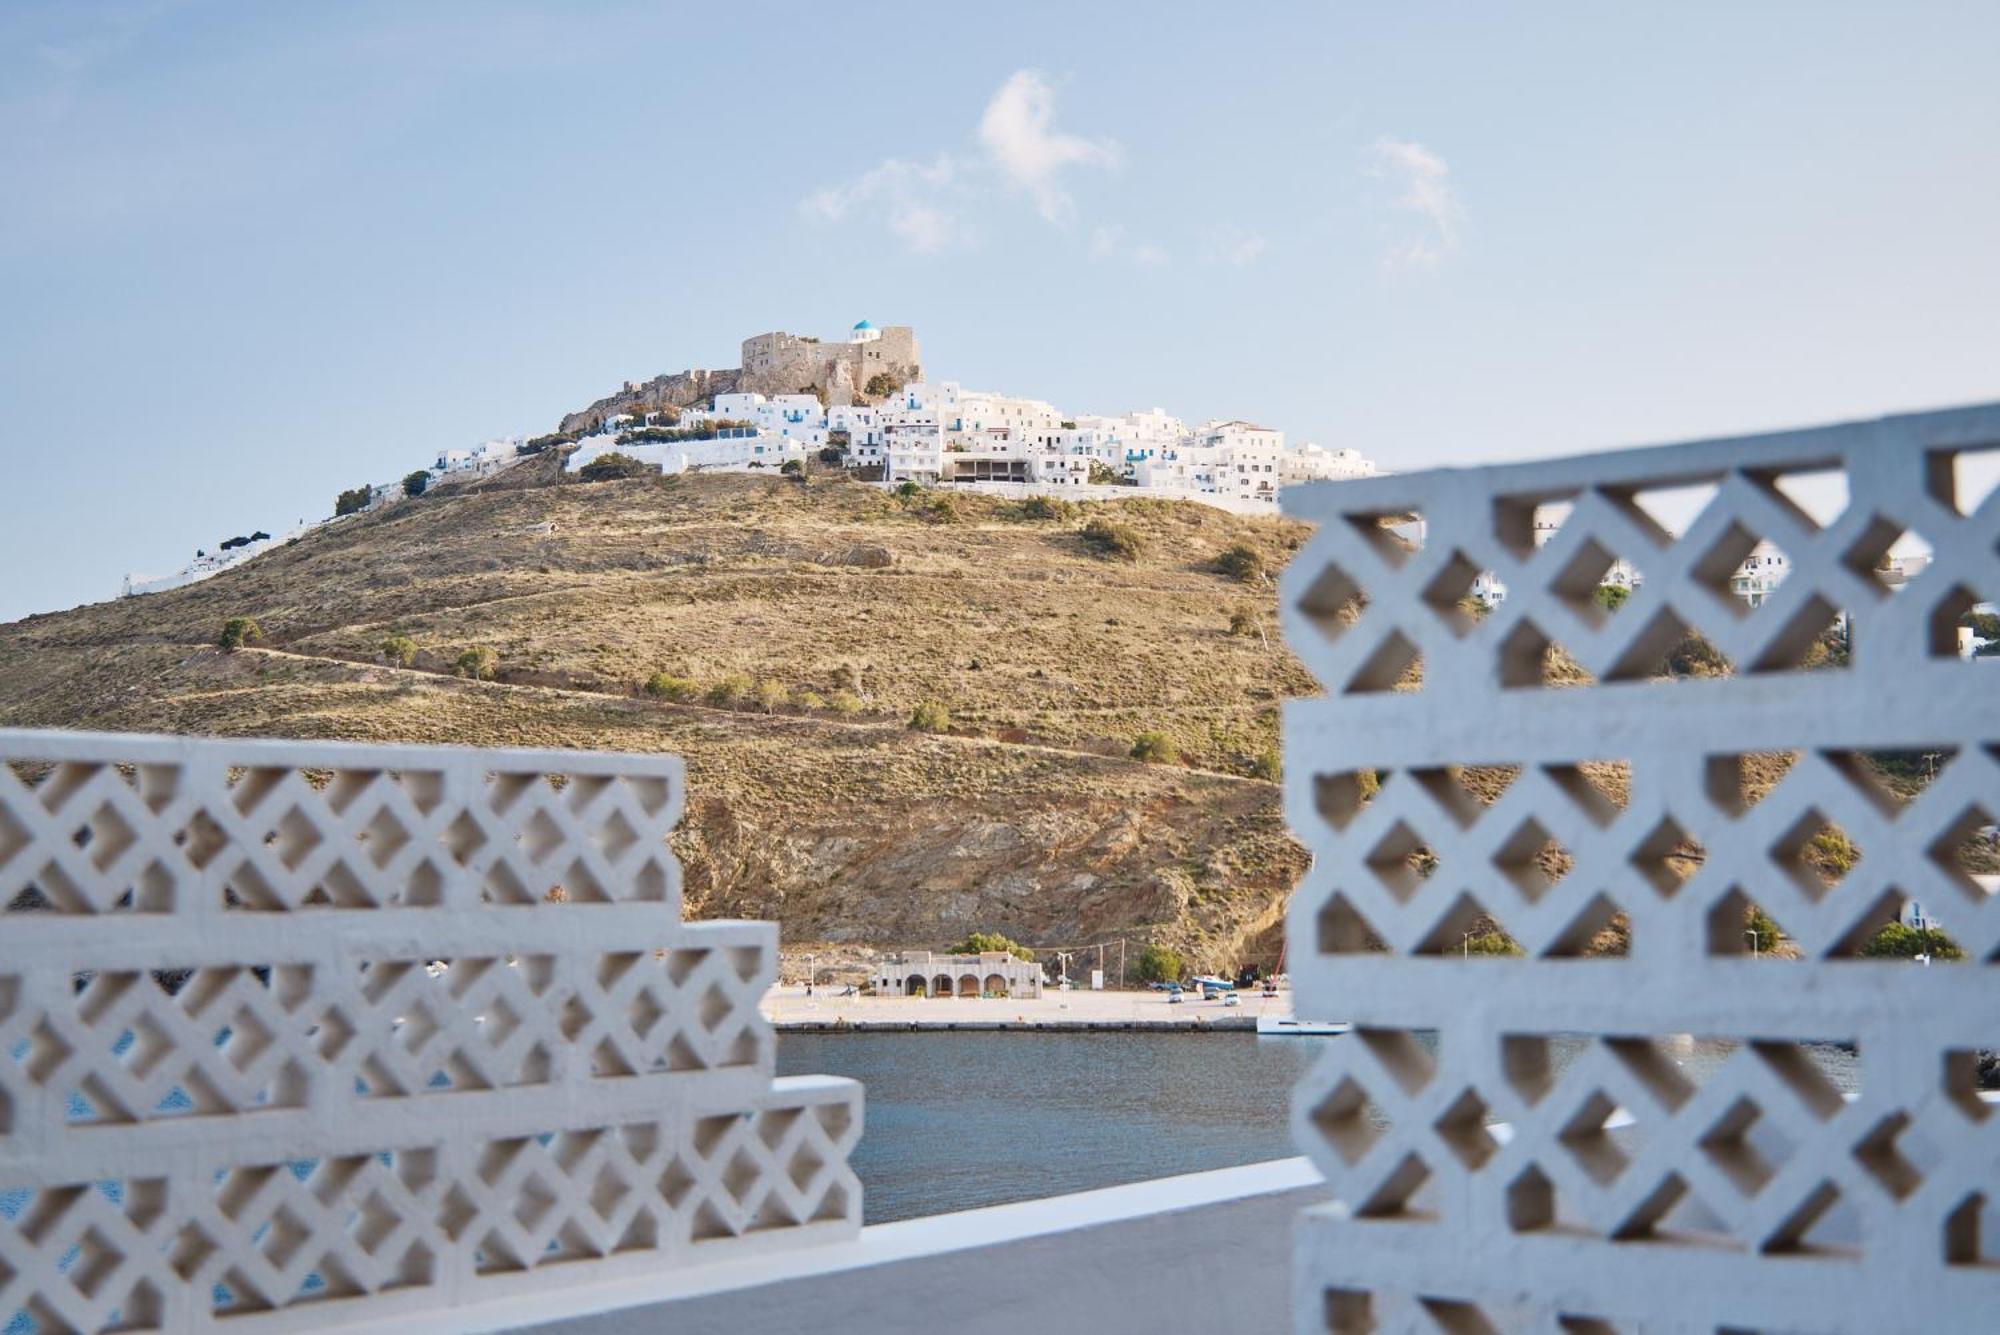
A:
[
  {"xmin": 0, "ymin": 731, "xmax": 861, "ymax": 1333},
  {"xmin": 1277, "ymin": 404, "xmax": 2000, "ymax": 1332}
]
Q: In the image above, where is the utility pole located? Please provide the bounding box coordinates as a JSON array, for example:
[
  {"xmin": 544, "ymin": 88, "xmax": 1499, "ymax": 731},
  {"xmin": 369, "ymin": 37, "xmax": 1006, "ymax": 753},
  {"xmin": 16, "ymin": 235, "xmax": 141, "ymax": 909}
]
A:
[
  {"xmin": 1117, "ymin": 938, "xmax": 1126, "ymax": 990},
  {"xmin": 1096, "ymin": 942, "xmax": 1105, "ymax": 988}
]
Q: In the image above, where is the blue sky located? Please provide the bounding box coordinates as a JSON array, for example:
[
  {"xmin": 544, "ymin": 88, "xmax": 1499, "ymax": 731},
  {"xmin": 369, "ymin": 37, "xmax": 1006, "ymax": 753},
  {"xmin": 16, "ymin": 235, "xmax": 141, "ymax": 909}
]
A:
[{"xmin": 3, "ymin": 1, "xmax": 1996, "ymax": 621}]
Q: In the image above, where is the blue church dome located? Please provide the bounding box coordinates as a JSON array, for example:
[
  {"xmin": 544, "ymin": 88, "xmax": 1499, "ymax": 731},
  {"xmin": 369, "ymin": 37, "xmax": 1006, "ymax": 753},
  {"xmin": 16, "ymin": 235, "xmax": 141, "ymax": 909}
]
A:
[{"xmin": 852, "ymin": 319, "xmax": 874, "ymax": 330}]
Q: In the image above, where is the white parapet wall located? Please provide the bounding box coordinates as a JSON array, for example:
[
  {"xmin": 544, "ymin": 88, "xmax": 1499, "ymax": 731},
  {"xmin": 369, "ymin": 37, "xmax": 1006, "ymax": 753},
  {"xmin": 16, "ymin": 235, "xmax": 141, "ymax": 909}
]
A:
[
  {"xmin": 1276, "ymin": 402, "xmax": 2000, "ymax": 1331},
  {"xmin": 0, "ymin": 730, "xmax": 861, "ymax": 1334}
]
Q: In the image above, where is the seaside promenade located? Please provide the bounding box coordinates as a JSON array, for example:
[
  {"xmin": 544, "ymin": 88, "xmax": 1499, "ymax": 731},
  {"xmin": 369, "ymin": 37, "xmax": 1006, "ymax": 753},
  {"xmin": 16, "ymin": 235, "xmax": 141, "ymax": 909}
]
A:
[{"xmin": 762, "ymin": 983, "xmax": 1296, "ymax": 1031}]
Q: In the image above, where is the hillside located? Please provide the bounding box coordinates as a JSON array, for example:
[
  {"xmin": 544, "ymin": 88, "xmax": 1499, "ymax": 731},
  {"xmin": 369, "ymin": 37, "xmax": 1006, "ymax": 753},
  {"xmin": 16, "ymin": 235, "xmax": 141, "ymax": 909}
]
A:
[{"xmin": 0, "ymin": 464, "xmax": 1317, "ymax": 970}]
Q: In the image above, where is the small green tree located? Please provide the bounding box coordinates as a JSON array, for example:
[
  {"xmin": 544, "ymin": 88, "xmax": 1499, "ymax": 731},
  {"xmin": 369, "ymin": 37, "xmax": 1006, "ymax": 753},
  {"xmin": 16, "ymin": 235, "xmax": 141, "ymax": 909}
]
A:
[
  {"xmin": 780, "ymin": 458, "xmax": 804, "ymax": 477},
  {"xmin": 1593, "ymin": 583, "xmax": 1629, "ymax": 613},
  {"xmin": 1086, "ymin": 460, "xmax": 1122, "ymax": 486},
  {"xmin": 948, "ymin": 932, "xmax": 1035, "ymax": 961},
  {"xmin": 453, "ymin": 646, "xmax": 498, "ymax": 681},
  {"xmin": 1745, "ymin": 905, "xmax": 1784, "ymax": 954},
  {"xmin": 754, "ymin": 679, "xmax": 790, "ymax": 713},
  {"xmin": 1861, "ymin": 921, "xmax": 1964, "ymax": 960},
  {"xmin": 707, "ymin": 673, "xmax": 753, "ymax": 707},
  {"xmin": 402, "ymin": 470, "xmax": 430, "ymax": 498},
  {"xmin": 1215, "ymin": 544, "xmax": 1265, "ymax": 583},
  {"xmin": 218, "ymin": 616, "xmax": 264, "ymax": 652},
  {"xmin": 334, "ymin": 485, "xmax": 373, "ymax": 516},
  {"xmin": 893, "ymin": 480, "xmax": 923, "ymax": 498},
  {"xmin": 793, "ymin": 689, "xmax": 827, "ymax": 711},
  {"xmin": 1136, "ymin": 944, "xmax": 1184, "ymax": 984},
  {"xmin": 864, "ymin": 372, "xmax": 898, "ymax": 397},
  {"xmin": 577, "ymin": 452, "xmax": 651, "ymax": 482},
  {"xmin": 909, "ymin": 700, "xmax": 951, "ymax": 733},
  {"xmin": 1130, "ymin": 731, "xmax": 1180, "ymax": 764},
  {"xmin": 827, "ymin": 689, "xmax": 864, "ymax": 716},
  {"xmin": 1080, "ymin": 518, "xmax": 1142, "ymax": 561},
  {"xmin": 643, "ymin": 672, "xmax": 699, "ymax": 702},
  {"xmin": 380, "ymin": 635, "xmax": 418, "ymax": 668}
]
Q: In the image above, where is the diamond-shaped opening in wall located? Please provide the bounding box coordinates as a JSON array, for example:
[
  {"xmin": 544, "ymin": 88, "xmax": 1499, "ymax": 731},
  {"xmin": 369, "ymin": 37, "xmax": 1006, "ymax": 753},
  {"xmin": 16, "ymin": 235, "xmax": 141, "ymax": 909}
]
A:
[
  {"xmin": 1497, "ymin": 618, "xmax": 1594, "ymax": 688},
  {"xmin": 1504, "ymin": 1162, "xmax": 1586, "ymax": 1235},
  {"xmin": 1418, "ymin": 1297, "xmax": 1504, "ymax": 1332},
  {"xmin": 1555, "ymin": 1086, "xmax": 1632, "ymax": 1188},
  {"xmin": 1549, "ymin": 534, "xmax": 1647, "ymax": 628},
  {"xmin": 1411, "ymin": 764, "xmax": 1518, "ymax": 829},
  {"xmin": 1344, "ymin": 507, "xmax": 1425, "ymax": 567},
  {"xmin": 1312, "ymin": 768, "xmax": 1382, "ymax": 833},
  {"xmin": 1768, "ymin": 809, "xmax": 1860, "ymax": 904},
  {"xmin": 1851, "ymin": 1109, "xmax": 1941, "ymax": 1204},
  {"xmin": 1629, "ymin": 815, "xmax": 1705, "ymax": 898},
  {"xmin": 1843, "ymin": 892, "xmax": 1969, "ymax": 963},
  {"xmin": 1364, "ymin": 818, "xmax": 1439, "ymax": 903},
  {"xmin": 1696, "ymin": 1091, "xmax": 1794, "ymax": 1200},
  {"xmin": 1321, "ymin": 1289, "xmax": 1375, "ymax": 1335},
  {"xmin": 1492, "ymin": 490, "xmax": 1578, "ymax": 560},
  {"xmin": 1748, "ymin": 594, "xmax": 1852, "ymax": 672},
  {"xmin": 1294, "ymin": 559, "xmax": 1368, "ymax": 648},
  {"xmin": 1923, "ymin": 798, "xmax": 1997, "ymax": 910},
  {"xmin": 1705, "ymin": 886, "xmax": 1801, "ymax": 960},
  {"xmin": 1751, "ymin": 464, "xmax": 1850, "ymax": 533},
  {"xmin": 1839, "ymin": 514, "xmax": 1935, "ymax": 599},
  {"xmin": 1689, "ymin": 518, "xmax": 1781, "ymax": 618},
  {"xmin": 1704, "ymin": 751, "xmax": 1801, "ymax": 817},
  {"xmin": 1491, "ymin": 817, "xmax": 1572, "ymax": 904},
  {"xmin": 1343, "ymin": 627, "xmax": 1422, "ymax": 694},
  {"xmin": 1928, "ymin": 582, "xmax": 1996, "ymax": 659},
  {"xmin": 1416, "ymin": 893, "xmax": 1522, "ymax": 959},
  {"xmin": 1419, "ymin": 548, "xmax": 1485, "ymax": 637},
  {"xmin": 1307, "ymin": 1073, "xmax": 1387, "ymax": 1167},
  {"xmin": 1316, "ymin": 891, "xmax": 1388, "ymax": 955},
  {"xmin": 1928, "ymin": 442, "xmax": 2000, "ymax": 518},
  {"xmin": 1607, "ymin": 477, "xmax": 1723, "ymax": 543},
  {"xmin": 1822, "ymin": 747, "xmax": 1957, "ymax": 821},
  {"xmin": 1943, "ymin": 1049, "xmax": 1998, "ymax": 1125},
  {"xmin": 1759, "ymin": 1178, "xmax": 1861, "ymax": 1258},
  {"xmin": 1943, "ymin": 1191, "xmax": 2000, "ymax": 1267}
]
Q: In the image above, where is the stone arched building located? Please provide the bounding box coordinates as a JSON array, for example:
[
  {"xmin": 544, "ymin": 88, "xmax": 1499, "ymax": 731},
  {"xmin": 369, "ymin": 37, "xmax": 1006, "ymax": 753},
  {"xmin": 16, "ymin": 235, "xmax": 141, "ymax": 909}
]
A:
[{"xmin": 873, "ymin": 950, "xmax": 1044, "ymax": 999}]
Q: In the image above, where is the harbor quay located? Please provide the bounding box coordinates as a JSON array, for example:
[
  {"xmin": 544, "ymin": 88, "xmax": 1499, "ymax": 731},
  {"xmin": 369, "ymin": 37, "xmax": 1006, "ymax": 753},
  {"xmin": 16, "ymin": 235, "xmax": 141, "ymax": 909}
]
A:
[{"xmin": 762, "ymin": 982, "xmax": 1294, "ymax": 1032}]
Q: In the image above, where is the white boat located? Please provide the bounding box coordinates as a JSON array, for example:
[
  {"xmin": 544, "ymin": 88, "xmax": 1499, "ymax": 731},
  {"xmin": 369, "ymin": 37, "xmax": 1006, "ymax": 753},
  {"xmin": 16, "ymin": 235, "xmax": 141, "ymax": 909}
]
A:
[{"xmin": 1256, "ymin": 1016, "xmax": 1351, "ymax": 1037}]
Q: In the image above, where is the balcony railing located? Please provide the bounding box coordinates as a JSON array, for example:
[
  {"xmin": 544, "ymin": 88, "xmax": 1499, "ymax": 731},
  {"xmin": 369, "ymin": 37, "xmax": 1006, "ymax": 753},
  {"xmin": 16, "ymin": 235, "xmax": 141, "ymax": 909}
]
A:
[
  {"xmin": 0, "ymin": 732, "xmax": 860, "ymax": 1333},
  {"xmin": 1278, "ymin": 402, "xmax": 2000, "ymax": 1332}
]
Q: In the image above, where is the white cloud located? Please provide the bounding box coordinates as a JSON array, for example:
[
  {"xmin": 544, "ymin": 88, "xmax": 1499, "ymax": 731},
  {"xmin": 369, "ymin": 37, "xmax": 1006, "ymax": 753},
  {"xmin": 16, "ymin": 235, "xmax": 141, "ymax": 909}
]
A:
[
  {"xmin": 1206, "ymin": 225, "xmax": 1269, "ymax": 267},
  {"xmin": 977, "ymin": 70, "xmax": 1119, "ymax": 223},
  {"xmin": 1367, "ymin": 136, "xmax": 1464, "ymax": 271},
  {"xmin": 800, "ymin": 69, "xmax": 1117, "ymax": 254},
  {"xmin": 798, "ymin": 153, "xmax": 971, "ymax": 255},
  {"xmin": 1089, "ymin": 224, "xmax": 1169, "ymax": 267}
]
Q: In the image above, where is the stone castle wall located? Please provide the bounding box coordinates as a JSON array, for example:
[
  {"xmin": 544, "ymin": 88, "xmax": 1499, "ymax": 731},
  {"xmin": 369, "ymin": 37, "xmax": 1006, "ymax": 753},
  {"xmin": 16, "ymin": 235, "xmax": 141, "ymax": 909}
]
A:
[{"xmin": 559, "ymin": 328, "xmax": 921, "ymax": 434}]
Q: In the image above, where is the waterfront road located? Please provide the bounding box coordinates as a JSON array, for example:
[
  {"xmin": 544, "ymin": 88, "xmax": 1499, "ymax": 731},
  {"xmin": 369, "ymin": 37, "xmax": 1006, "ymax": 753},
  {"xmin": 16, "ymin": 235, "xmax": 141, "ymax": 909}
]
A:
[{"xmin": 762, "ymin": 983, "xmax": 1298, "ymax": 1031}]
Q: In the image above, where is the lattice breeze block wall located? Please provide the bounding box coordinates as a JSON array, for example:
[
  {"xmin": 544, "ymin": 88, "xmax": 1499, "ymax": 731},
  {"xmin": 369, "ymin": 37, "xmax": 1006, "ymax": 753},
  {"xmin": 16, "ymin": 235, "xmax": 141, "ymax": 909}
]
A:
[
  {"xmin": 0, "ymin": 731, "xmax": 861, "ymax": 1334},
  {"xmin": 1277, "ymin": 404, "xmax": 2000, "ymax": 1333}
]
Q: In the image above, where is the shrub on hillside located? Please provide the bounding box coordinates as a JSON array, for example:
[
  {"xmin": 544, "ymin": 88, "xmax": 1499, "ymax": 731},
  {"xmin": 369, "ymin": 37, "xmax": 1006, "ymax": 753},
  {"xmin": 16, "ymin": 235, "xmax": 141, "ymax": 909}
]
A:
[
  {"xmin": 380, "ymin": 635, "xmax": 418, "ymax": 669},
  {"xmin": 922, "ymin": 494, "xmax": 960, "ymax": 524},
  {"xmin": 1136, "ymin": 944, "xmax": 1184, "ymax": 984},
  {"xmin": 402, "ymin": 470, "xmax": 430, "ymax": 498},
  {"xmin": 706, "ymin": 673, "xmax": 752, "ymax": 707},
  {"xmin": 793, "ymin": 689, "xmax": 826, "ymax": 711},
  {"xmin": 754, "ymin": 680, "xmax": 790, "ymax": 713},
  {"xmin": 948, "ymin": 932, "xmax": 1035, "ymax": 961},
  {"xmin": 1460, "ymin": 930, "xmax": 1524, "ymax": 957},
  {"xmin": 218, "ymin": 616, "xmax": 264, "ymax": 652},
  {"xmin": 453, "ymin": 646, "xmax": 498, "ymax": 681},
  {"xmin": 1086, "ymin": 461, "xmax": 1122, "ymax": 486},
  {"xmin": 908, "ymin": 700, "xmax": 951, "ymax": 733},
  {"xmin": 780, "ymin": 458, "xmax": 804, "ymax": 477},
  {"xmin": 576, "ymin": 452, "xmax": 651, "ymax": 483},
  {"xmin": 520, "ymin": 430, "xmax": 578, "ymax": 455},
  {"xmin": 817, "ymin": 447, "xmax": 844, "ymax": 464},
  {"xmin": 1228, "ymin": 609, "xmax": 1258, "ymax": 637},
  {"xmin": 1080, "ymin": 518, "xmax": 1141, "ymax": 561},
  {"xmin": 1250, "ymin": 747, "xmax": 1281, "ymax": 782},
  {"xmin": 864, "ymin": 372, "xmax": 899, "ymax": 397},
  {"xmin": 1214, "ymin": 543, "xmax": 1265, "ymax": 583},
  {"xmin": 827, "ymin": 689, "xmax": 863, "ymax": 716},
  {"xmin": 1130, "ymin": 731, "xmax": 1180, "ymax": 764},
  {"xmin": 1015, "ymin": 495, "xmax": 1075, "ymax": 522},
  {"xmin": 893, "ymin": 481, "xmax": 923, "ymax": 498},
  {"xmin": 643, "ymin": 672, "xmax": 699, "ymax": 702},
  {"xmin": 334, "ymin": 485, "xmax": 372, "ymax": 517}
]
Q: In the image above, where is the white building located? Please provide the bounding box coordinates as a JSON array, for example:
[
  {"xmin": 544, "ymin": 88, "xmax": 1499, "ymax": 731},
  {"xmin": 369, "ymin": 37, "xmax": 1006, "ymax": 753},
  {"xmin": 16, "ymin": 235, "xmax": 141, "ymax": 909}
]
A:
[{"xmin": 872, "ymin": 951, "xmax": 1045, "ymax": 999}]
